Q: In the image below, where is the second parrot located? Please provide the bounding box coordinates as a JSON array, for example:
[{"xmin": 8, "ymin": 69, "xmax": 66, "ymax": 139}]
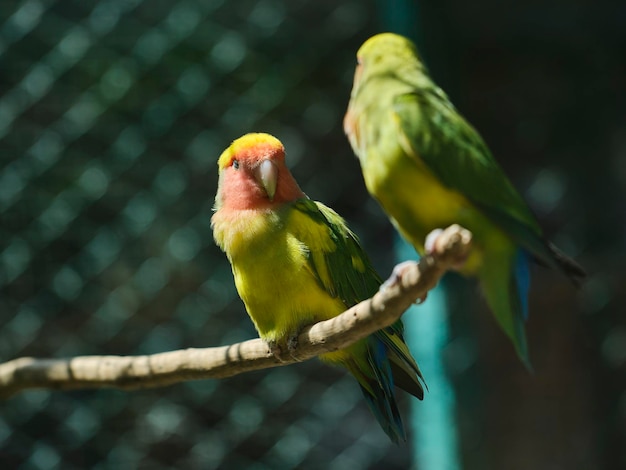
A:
[{"xmin": 344, "ymin": 33, "xmax": 586, "ymax": 366}]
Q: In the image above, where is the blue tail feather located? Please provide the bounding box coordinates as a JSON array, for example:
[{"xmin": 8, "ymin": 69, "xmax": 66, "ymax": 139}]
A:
[
  {"xmin": 511, "ymin": 248, "xmax": 532, "ymax": 370},
  {"xmin": 514, "ymin": 249, "xmax": 531, "ymax": 320},
  {"xmin": 355, "ymin": 338, "xmax": 406, "ymax": 444},
  {"xmin": 480, "ymin": 247, "xmax": 532, "ymax": 368}
]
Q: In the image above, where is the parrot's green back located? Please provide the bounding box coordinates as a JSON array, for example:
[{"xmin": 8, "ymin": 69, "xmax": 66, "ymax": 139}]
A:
[
  {"xmin": 345, "ymin": 33, "xmax": 585, "ymax": 366},
  {"xmin": 213, "ymin": 195, "xmax": 424, "ymax": 442}
]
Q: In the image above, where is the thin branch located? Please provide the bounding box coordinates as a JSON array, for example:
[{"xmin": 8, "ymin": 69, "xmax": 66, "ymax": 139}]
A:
[{"xmin": 0, "ymin": 224, "xmax": 472, "ymax": 400}]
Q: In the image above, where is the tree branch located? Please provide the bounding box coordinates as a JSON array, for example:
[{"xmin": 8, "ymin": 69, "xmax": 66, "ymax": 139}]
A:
[{"xmin": 0, "ymin": 225, "xmax": 472, "ymax": 400}]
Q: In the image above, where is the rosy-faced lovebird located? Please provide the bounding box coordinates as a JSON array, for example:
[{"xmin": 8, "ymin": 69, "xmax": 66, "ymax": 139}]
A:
[
  {"xmin": 211, "ymin": 133, "xmax": 424, "ymax": 443},
  {"xmin": 344, "ymin": 33, "xmax": 586, "ymax": 367}
]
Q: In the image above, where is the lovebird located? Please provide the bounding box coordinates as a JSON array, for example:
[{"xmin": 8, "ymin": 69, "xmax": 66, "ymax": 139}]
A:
[
  {"xmin": 211, "ymin": 132, "xmax": 425, "ymax": 443},
  {"xmin": 344, "ymin": 33, "xmax": 586, "ymax": 367}
]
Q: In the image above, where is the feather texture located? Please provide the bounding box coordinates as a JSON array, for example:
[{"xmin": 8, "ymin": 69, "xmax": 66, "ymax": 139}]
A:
[
  {"xmin": 345, "ymin": 33, "xmax": 586, "ymax": 366},
  {"xmin": 212, "ymin": 133, "xmax": 425, "ymax": 442}
]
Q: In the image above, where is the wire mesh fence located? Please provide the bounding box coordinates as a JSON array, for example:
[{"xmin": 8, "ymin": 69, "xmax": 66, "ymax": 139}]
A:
[
  {"xmin": 2, "ymin": 0, "xmax": 625, "ymax": 469},
  {"xmin": 0, "ymin": 1, "xmax": 416, "ymax": 468}
]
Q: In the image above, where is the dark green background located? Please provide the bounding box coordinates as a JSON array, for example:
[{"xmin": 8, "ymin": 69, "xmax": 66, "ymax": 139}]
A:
[{"xmin": 1, "ymin": 1, "xmax": 623, "ymax": 468}]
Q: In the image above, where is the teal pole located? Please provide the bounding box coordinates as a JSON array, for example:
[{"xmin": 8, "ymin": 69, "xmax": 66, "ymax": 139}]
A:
[
  {"xmin": 372, "ymin": 1, "xmax": 461, "ymax": 467},
  {"xmin": 396, "ymin": 238, "xmax": 460, "ymax": 470}
]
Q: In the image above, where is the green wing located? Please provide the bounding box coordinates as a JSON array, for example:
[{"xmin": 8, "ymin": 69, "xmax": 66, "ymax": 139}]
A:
[
  {"xmin": 393, "ymin": 91, "xmax": 563, "ymax": 270},
  {"xmin": 290, "ymin": 198, "xmax": 382, "ymax": 305},
  {"xmin": 290, "ymin": 198, "xmax": 424, "ymax": 398}
]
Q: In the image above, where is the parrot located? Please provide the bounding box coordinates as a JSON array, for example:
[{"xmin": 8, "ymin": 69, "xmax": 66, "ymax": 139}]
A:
[
  {"xmin": 344, "ymin": 32, "xmax": 586, "ymax": 367},
  {"xmin": 211, "ymin": 132, "xmax": 425, "ymax": 443}
]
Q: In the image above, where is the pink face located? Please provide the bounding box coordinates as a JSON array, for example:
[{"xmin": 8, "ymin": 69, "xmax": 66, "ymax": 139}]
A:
[{"xmin": 218, "ymin": 142, "xmax": 304, "ymax": 211}]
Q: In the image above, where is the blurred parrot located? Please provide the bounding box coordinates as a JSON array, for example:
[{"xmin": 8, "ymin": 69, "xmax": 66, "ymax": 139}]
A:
[
  {"xmin": 344, "ymin": 33, "xmax": 586, "ymax": 367},
  {"xmin": 211, "ymin": 132, "xmax": 425, "ymax": 443}
]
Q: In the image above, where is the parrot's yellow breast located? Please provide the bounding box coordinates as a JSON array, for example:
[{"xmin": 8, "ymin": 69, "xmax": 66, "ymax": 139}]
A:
[
  {"xmin": 363, "ymin": 146, "xmax": 508, "ymax": 275},
  {"xmin": 213, "ymin": 208, "xmax": 349, "ymax": 349}
]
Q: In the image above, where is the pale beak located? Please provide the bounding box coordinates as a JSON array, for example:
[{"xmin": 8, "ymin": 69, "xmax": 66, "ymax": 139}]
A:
[{"xmin": 255, "ymin": 159, "xmax": 278, "ymax": 201}]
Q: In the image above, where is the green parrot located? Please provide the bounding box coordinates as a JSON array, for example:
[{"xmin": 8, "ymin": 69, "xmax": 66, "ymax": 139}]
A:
[
  {"xmin": 212, "ymin": 133, "xmax": 424, "ymax": 442},
  {"xmin": 344, "ymin": 32, "xmax": 586, "ymax": 366}
]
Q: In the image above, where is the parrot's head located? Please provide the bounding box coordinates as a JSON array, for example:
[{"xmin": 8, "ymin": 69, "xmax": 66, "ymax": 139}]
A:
[
  {"xmin": 214, "ymin": 133, "xmax": 305, "ymax": 211},
  {"xmin": 344, "ymin": 33, "xmax": 427, "ymax": 150},
  {"xmin": 350, "ymin": 32, "xmax": 426, "ymax": 93}
]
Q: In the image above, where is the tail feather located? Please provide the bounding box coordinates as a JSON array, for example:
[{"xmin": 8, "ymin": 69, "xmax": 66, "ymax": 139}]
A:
[
  {"xmin": 344, "ymin": 332, "xmax": 424, "ymax": 444},
  {"xmin": 357, "ymin": 381, "xmax": 405, "ymax": 444},
  {"xmin": 511, "ymin": 250, "xmax": 532, "ymax": 370},
  {"xmin": 390, "ymin": 361, "xmax": 424, "ymax": 399},
  {"xmin": 376, "ymin": 323, "xmax": 425, "ymax": 399},
  {"xmin": 367, "ymin": 340, "xmax": 397, "ymax": 417},
  {"xmin": 514, "ymin": 249, "xmax": 531, "ymax": 321},
  {"xmin": 480, "ymin": 248, "xmax": 531, "ymax": 369},
  {"xmin": 345, "ymin": 339, "xmax": 405, "ymax": 443},
  {"xmin": 547, "ymin": 242, "xmax": 586, "ymax": 287}
]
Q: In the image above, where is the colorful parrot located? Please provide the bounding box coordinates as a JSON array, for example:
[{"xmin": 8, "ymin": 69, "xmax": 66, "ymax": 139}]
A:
[
  {"xmin": 211, "ymin": 132, "xmax": 425, "ymax": 443},
  {"xmin": 344, "ymin": 33, "xmax": 586, "ymax": 367}
]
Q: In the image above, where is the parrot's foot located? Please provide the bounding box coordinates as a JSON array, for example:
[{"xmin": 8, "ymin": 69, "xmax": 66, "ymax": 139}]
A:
[
  {"xmin": 425, "ymin": 225, "xmax": 471, "ymax": 270},
  {"xmin": 381, "ymin": 260, "xmax": 415, "ymax": 290},
  {"xmin": 287, "ymin": 334, "xmax": 298, "ymax": 353},
  {"xmin": 287, "ymin": 334, "xmax": 302, "ymax": 362},
  {"xmin": 266, "ymin": 340, "xmax": 287, "ymax": 363},
  {"xmin": 425, "ymin": 228, "xmax": 444, "ymax": 254},
  {"xmin": 266, "ymin": 336, "xmax": 301, "ymax": 363},
  {"xmin": 380, "ymin": 261, "xmax": 427, "ymax": 304}
]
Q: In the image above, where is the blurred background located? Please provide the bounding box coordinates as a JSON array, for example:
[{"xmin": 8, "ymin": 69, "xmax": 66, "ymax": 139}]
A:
[{"xmin": 0, "ymin": 0, "xmax": 624, "ymax": 468}]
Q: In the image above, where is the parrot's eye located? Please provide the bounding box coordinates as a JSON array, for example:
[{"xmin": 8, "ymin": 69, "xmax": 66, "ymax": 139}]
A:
[{"xmin": 232, "ymin": 159, "xmax": 240, "ymax": 170}]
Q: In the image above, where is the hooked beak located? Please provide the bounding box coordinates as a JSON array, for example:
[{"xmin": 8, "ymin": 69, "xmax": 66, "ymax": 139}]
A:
[{"xmin": 255, "ymin": 159, "xmax": 278, "ymax": 201}]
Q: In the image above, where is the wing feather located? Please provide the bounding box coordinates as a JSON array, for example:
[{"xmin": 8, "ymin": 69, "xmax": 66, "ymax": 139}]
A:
[
  {"xmin": 392, "ymin": 91, "xmax": 573, "ymax": 274},
  {"xmin": 290, "ymin": 199, "xmax": 382, "ymax": 304}
]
